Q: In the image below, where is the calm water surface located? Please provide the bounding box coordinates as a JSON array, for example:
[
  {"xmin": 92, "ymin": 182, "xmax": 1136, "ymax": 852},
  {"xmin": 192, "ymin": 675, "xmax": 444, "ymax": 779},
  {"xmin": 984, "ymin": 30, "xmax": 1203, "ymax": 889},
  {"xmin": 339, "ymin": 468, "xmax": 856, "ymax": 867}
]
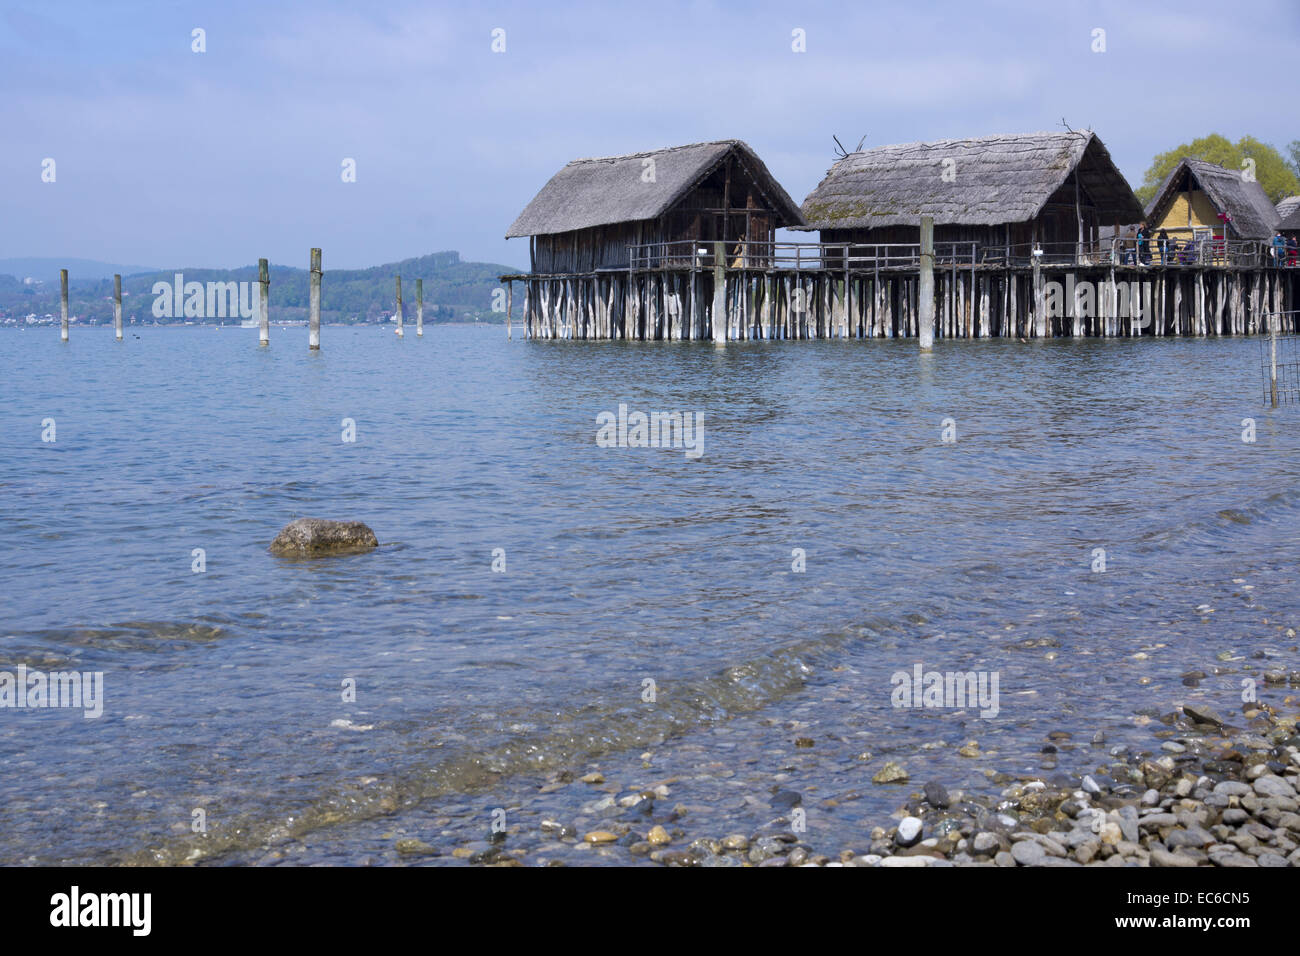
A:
[{"xmin": 0, "ymin": 325, "xmax": 1295, "ymax": 864}]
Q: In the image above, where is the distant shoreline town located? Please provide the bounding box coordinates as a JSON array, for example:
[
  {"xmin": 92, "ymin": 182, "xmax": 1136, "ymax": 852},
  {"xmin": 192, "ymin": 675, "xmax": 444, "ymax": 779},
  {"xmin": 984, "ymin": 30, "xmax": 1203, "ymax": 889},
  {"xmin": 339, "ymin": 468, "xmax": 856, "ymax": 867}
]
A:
[{"xmin": 0, "ymin": 250, "xmax": 519, "ymax": 328}]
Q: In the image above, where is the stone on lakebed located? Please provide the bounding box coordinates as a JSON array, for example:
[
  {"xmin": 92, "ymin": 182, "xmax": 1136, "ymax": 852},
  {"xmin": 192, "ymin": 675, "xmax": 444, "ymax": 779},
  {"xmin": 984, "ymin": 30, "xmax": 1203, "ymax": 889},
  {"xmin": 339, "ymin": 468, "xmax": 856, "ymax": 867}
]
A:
[{"xmin": 269, "ymin": 518, "xmax": 379, "ymax": 557}]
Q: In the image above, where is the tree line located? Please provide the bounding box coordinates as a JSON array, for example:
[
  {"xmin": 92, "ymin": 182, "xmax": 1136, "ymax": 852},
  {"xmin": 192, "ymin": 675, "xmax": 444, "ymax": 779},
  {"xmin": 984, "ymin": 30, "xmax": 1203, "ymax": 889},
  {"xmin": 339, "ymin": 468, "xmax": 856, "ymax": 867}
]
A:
[{"xmin": 1134, "ymin": 134, "xmax": 1300, "ymax": 206}]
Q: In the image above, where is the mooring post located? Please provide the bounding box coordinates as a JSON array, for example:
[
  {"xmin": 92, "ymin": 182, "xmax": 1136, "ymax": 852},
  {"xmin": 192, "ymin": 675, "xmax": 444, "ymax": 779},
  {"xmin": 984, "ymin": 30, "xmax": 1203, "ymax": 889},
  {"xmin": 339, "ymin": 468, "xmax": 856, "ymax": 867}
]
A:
[
  {"xmin": 416, "ymin": 278, "xmax": 424, "ymax": 337},
  {"xmin": 506, "ymin": 281, "xmax": 512, "ymax": 340},
  {"xmin": 113, "ymin": 274, "xmax": 123, "ymax": 341},
  {"xmin": 712, "ymin": 240, "xmax": 726, "ymax": 345},
  {"xmin": 309, "ymin": 248, "xmax": 321, "ymax": 350},
  {"xmin": 258, "ymin": 258, "xmax": 270, "ymax": 347},
  {"xmin": 395, "ymin": 275, "xmax": 404, "ymax": 338},
  {"xmin": 1270, "ymin": 312, "xmax": 1279, "ymax": 408},
  {"xmin": 919, "ymin": 216, "xmax": 935, "ymax": 350},
  {"xmin": 60, "ymin": 269, "xmax": 69, "ymax": 342}
]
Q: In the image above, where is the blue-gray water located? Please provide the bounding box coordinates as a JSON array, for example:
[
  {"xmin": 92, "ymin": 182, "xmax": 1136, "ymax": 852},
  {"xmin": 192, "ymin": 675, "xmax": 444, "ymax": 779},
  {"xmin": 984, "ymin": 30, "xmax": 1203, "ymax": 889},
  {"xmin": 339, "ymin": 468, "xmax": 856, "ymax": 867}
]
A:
[{"xmin": 1, "ymin": 325, "xmax": 1295, "ymax": 865}]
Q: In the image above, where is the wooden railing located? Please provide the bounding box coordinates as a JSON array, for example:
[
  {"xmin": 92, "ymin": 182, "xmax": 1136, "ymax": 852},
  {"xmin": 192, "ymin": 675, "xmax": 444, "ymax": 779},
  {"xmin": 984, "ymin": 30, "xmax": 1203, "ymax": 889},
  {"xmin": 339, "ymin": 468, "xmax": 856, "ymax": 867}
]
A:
[
  {"xmin": 994, "ymin": 239, "xmax": 1271, "ymax": 268},
  {"xmin": 626, "ymin": 238, "xmax": 1280, "ymax": 271},
  {"xmin": 628, "ymin": 240, "xmax": 978, "ymax": 271}
]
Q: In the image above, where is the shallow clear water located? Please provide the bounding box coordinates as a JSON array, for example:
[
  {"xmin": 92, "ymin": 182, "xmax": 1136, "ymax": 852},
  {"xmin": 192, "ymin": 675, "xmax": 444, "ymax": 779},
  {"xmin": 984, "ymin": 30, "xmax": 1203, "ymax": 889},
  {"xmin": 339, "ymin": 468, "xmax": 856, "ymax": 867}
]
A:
[{"xmin": 0, "ymin": 325, "xmax": 1295, "ymax": 864}]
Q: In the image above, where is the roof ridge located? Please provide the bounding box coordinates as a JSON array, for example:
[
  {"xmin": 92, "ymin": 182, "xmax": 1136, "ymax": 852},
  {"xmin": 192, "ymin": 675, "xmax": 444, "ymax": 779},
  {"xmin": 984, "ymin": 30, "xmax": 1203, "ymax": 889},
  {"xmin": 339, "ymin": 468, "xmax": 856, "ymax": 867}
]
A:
[
  {"xmin": 846, "ymin": 131, "xmax": 1090, "ymax": 157},
  {"xmin": 1182, "ymin": 157, "xmax": 1234, "ymax": 171},
  {"xmin": 564, "ymin": 139, "xmax": 743, "ymax": 165}
]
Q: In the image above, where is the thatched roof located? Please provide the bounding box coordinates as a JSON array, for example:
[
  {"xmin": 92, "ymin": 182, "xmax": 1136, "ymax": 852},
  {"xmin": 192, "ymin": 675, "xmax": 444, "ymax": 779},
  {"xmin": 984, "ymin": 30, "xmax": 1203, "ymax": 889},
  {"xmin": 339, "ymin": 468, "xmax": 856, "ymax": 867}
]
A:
[
  {"xmin": 1280, "ymin": 205, "xmax": 1300, "ymax": 231},
  {"xmin": 1144, "ymin": 159, "xmax": 1280, "ymax": 240},
  {"xmin": 1276, "ymin": 195, "xmax": 1300, "ymax": 221},
  {"xmin": 795, "ymin": 131, "xmax": 1143, "ymax": 231},
  {"xmin": 506, "ymin": 140, "xmax": 803, "ymax": 238}
]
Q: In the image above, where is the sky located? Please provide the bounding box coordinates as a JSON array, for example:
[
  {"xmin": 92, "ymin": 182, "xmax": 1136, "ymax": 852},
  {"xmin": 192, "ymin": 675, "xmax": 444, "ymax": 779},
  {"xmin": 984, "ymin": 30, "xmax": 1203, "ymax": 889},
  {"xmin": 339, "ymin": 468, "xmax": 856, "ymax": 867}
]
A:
[{"xmin": 2, "ymin": 0, "xmax": 1297, "ymax": 272}]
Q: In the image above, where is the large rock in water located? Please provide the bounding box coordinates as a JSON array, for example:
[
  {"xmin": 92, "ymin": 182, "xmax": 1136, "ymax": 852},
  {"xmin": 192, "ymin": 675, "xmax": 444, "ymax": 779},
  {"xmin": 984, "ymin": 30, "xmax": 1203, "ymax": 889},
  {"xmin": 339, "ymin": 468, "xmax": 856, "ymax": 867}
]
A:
[{"xmin": 269, "ymin": 518, "xmax": 378, "ymax": 557}]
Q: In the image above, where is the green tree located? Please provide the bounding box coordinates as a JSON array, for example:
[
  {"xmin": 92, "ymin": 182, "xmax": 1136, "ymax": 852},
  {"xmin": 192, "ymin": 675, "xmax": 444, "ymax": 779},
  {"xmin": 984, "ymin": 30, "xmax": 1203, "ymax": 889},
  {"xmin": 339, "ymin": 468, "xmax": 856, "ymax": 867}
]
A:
[
  {"xmin": 1134, "ymin": 134, "xmax": 1300, "ymax": 206},
  {"xmin": 1287, "ymin": 140, "xmax": 1300, "ymax": 180}
]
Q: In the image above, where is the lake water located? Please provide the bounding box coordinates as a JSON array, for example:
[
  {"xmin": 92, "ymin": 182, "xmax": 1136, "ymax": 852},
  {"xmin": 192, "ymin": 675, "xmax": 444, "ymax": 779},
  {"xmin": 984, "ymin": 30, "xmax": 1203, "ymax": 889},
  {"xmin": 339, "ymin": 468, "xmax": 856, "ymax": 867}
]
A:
[{"xmin": 1, "ymin": 325, "xmax": 1296, "ymax": 865}]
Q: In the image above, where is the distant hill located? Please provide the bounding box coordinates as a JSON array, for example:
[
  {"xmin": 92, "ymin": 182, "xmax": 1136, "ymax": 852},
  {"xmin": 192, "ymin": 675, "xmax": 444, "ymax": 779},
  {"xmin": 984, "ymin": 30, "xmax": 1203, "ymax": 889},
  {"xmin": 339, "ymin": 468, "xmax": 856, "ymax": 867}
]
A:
[
  {"xmin": 0, "ymin": 258, "xmax": 160, "ymax": 283},
  {"xmin": 0, "ymin": 251, "xmax": 520, "ymax": 326}
]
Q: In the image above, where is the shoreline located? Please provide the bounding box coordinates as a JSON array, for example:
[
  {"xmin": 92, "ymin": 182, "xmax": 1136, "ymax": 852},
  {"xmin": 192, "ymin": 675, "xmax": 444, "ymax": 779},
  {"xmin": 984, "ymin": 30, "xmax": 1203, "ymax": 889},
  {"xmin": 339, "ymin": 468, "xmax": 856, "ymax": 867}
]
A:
[
  {"xmin": 203, "ymin": 646, "xmax": 1299, "ymax": 869},
  {"xmin": 429, "ymin": 689, "xmax": 1300, "ymax": 868}
]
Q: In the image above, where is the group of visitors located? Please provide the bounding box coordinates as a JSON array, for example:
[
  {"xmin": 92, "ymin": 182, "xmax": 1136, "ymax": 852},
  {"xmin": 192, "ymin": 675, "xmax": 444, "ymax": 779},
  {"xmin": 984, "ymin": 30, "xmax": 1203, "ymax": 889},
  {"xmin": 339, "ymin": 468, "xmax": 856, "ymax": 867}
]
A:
[
  {"xmin": 1123, "ymin": 222, "xmax": 1213, "ymax": 265},
  {"xmin": 1271, "ymin": 231, "xmax": 1299, "ymax": 267},
  {"xmin": 1120, "ymin": 221, "xmax": 1300, "ymax": 266}
]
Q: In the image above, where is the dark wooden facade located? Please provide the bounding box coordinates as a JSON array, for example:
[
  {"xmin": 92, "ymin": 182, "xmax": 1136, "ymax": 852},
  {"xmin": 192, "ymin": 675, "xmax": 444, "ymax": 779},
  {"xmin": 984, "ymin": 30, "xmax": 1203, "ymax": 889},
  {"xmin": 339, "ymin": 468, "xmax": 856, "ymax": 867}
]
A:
[{"xmin": 529, "ymin": 152, "xmax": 783, "ymax": 274}]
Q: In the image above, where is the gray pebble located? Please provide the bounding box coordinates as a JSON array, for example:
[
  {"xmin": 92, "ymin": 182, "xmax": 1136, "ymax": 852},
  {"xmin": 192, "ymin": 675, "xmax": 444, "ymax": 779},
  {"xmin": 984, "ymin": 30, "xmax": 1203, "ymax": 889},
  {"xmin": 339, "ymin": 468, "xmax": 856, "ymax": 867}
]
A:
[{"xmin": 1011, "ymin": 841, "xmax": 1046, "ymax": 866}]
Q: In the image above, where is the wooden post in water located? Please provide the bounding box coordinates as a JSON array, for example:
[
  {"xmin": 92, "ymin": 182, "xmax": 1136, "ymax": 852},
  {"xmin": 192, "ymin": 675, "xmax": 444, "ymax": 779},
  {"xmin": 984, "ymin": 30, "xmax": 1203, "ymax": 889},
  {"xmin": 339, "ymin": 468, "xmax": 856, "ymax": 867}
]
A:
[
  {"xmin": 308, "ymin": 248, "xmax": 321, "ymax": 350},
  {"xmin": 918, "ymin": 216, "xmax": 935, "ymax": 350},
  {"xmin": 113, "ymin": 274, "xmax": 123, "ymax": 341},
  {"xmin": 416, "ymin": 278, "xmax": 424, "ymax": 337},
  {"xmin": 712, "ymin": 240, "xmax": 726, "ymax": 345},
  {"xmin": 1270, "ymin": 312, "xmax": 1279, "ymax": 408},
  {"xmin": 1032, "ymin": 253, "xmax": 1045, "ymax": 337},
  {"xmin": 60, "ymin": 269, "xmax": 69, "ymax": 342},
  {"xmin": 258, "ymin": 258, "xmax": 270, "ymax": 347},
  {"xmin": 395, "ymin": 275, "xmax": 404, "ymax": 338},
  {"xmin": 506, "ymin": 281, "xmax": 512, "ymax": 340}
]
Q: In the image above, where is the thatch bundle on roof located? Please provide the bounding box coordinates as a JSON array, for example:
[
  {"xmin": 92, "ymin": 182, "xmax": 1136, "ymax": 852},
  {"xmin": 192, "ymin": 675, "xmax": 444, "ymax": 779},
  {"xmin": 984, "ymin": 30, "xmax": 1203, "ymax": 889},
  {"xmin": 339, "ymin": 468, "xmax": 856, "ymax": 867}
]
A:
[
  {"xmin": 795, "ymin": 131, "xmax": 1143, "ymax": 249},
  {"xmin": 1145, "ymin": 159, "xmax": 1280, "ymax": 240},
  {"xmin": 506, "ymin": 140, "xmax": 803, "ymax": 273},
  {"xmin": 1280, "ymin": 205, "xmax": 1300, "ymax": 234},
  {"xmin": 1276, "ymin": 195, "xmax": 1300, "ymax": 229}
]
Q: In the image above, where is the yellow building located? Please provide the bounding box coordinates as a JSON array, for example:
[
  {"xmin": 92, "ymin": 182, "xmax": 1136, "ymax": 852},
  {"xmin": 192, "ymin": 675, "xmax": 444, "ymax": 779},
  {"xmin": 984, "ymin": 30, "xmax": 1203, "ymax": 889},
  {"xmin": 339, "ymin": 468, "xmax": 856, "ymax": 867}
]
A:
[{"xmin": 1145, "ymin": 158, "xmax": 1280, "ymax": 243}]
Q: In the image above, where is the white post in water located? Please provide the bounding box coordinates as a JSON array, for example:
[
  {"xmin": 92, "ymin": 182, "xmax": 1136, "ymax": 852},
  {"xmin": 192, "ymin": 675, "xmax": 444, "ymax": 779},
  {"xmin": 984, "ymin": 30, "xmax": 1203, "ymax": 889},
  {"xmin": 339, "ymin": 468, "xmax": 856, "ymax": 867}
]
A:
[
  {"xmin": 712, "ymin": 240, "xmax": 726, "ymax": 345},
  {"xmin": 258, "ymin": 258, "xmax": 270, "ymax": 347},
  {"xmin": 395, "ymin": 275, "xmax": 404, "ymax": 338},
  {"xmin": 416, "ymin": 278, "xmax": 423, "ymax": 337},
  {"xmin": 1270, "ymin": 312, "xmax": 1279, "ymax": 408},
  {"xmin": 113, "ymin": 274, "xmax": 123, "ymax": 341},
  {"xmin": 308, "ymin": 248, "xmax": 321, "ymax": 350},
  {"xmin": 918, "ymin": 215, "xmax": 935, "ymax": 351},
  {"xmin": 60, "ymin": 269, "xmax": 69, "ymax": 342}
]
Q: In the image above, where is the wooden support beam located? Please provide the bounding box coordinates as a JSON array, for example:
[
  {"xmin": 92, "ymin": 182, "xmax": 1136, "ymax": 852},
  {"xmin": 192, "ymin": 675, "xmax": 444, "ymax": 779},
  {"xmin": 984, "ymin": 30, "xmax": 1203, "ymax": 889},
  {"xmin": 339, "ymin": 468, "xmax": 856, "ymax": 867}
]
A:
[
  {"xmin": 712, "ymin": 240, "xmax": 726, "ymax": 344},
  {"xmin": 918, "ymin": 216, "xmax": 935, "ymax": 350}
]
